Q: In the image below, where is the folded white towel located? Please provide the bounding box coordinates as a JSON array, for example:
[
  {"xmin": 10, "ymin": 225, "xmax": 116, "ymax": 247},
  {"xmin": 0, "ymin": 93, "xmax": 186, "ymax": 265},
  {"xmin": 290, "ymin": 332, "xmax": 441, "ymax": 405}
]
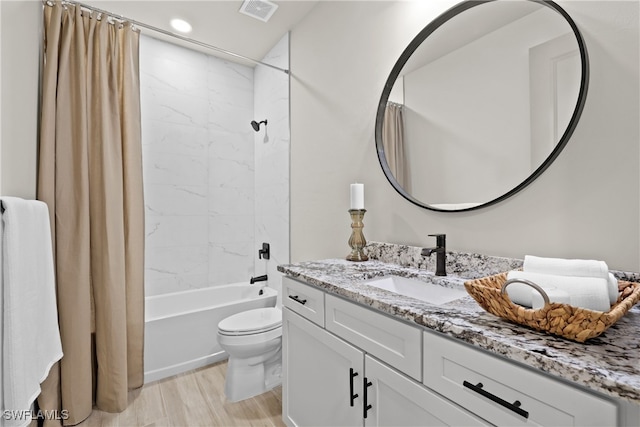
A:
[
  {"xmin": 523, "ymin": 255, "xmax": 608, "ymax": 278},
  {"xmin": 523, "ymin": 255, "xmax": 618, "ymax": 304},
  {"xmin": 506, "ymin": 271, "xmax": 611, "ymax": 312},
  {"xmin": 2, "ymin": 197, "xmax": 63, "ymax": 427}
]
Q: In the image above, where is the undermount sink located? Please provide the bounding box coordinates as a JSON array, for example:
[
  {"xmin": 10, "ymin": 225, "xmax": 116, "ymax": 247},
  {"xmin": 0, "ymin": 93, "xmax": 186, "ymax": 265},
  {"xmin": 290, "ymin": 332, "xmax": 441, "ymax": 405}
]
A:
[{"xmin": 362, "ymin": 275, "xmax": 467, "ymax": 305}]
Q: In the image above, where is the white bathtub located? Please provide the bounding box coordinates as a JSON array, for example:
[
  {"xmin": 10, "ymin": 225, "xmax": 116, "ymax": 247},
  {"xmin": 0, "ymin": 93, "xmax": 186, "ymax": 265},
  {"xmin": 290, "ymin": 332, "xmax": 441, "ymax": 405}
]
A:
[{"xmin": 144, "ymin": 283, "xmax": 277, "ymax": 383}]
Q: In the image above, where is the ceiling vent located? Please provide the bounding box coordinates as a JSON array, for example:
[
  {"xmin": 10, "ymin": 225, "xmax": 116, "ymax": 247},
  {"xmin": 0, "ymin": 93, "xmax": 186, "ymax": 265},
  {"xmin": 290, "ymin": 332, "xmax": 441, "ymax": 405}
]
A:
[{"xmin": 239, "ymin": 0, "xmax": 279, "ymax": 23}]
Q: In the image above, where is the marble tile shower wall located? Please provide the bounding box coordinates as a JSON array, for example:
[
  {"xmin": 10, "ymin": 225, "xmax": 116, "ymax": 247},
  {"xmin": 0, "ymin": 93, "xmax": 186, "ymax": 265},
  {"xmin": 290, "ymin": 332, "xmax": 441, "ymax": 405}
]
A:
[
  {"xmin": 140, "ymin": 35, "xmax": 255, "ymax": 296},
  {"xmin": 254, "ymin": 33, "xmax": 290, "ymax": 299}
]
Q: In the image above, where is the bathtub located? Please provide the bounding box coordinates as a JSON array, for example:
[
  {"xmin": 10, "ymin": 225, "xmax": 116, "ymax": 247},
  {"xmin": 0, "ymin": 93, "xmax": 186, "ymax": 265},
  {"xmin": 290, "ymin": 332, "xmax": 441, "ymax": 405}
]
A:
[{"xmin": 144, "ymin": 283, "xmax": 277, "ymax": 383}]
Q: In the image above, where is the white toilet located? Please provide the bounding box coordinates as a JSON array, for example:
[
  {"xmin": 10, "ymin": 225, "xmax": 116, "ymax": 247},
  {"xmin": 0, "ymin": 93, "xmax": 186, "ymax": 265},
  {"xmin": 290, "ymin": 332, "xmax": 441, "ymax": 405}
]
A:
[{"xmin": 217, "ymin": 306, "xmax": 282, "ymax": 402}]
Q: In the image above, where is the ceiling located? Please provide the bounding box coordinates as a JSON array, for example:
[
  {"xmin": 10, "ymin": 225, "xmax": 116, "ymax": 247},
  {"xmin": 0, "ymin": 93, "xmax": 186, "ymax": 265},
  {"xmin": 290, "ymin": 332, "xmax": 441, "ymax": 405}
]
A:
[{"xmin": 83, "ymin": 1, "xmax": 319, "ymax": 66}]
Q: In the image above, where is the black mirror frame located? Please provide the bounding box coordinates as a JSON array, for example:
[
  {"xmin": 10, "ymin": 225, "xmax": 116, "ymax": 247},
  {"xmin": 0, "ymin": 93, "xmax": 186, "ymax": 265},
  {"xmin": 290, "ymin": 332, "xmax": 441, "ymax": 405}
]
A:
[{"xmin": 375, "ymin": 0, "xmax": 589, "ymax": 212}]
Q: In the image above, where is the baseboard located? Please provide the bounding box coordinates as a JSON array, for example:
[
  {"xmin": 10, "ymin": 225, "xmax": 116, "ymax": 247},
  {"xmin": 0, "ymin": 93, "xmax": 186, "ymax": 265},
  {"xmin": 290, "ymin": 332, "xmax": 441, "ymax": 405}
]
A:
[{"xmin": 144, "ymin": 351, "xmax": 228, "ymax": 384}]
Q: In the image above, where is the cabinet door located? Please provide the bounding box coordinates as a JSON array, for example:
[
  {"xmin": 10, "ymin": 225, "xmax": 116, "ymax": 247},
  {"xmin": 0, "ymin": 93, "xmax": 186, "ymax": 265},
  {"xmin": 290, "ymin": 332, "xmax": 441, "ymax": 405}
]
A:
[
  {"xmin": 364, "ymin": 356, "xmax": 488, "ymax": 427},
  {"xmin": 283, "ymin": 308, "xmax": 363, "ymax": 427}
]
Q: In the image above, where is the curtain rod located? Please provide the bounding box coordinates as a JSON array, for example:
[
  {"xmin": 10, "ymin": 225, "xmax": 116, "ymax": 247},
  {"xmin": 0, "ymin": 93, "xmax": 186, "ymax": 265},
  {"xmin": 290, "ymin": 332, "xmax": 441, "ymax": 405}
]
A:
[{"xmin": 44, "ymin": 0, "xmax": 289, "ymax": 74}]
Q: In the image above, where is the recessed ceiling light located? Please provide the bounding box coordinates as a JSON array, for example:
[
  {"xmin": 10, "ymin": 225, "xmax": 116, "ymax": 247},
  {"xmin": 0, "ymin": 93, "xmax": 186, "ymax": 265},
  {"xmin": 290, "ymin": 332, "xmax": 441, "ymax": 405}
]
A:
[{"xmin": 170, "ymin": 18, "xmax": 192, "ymax": 33}]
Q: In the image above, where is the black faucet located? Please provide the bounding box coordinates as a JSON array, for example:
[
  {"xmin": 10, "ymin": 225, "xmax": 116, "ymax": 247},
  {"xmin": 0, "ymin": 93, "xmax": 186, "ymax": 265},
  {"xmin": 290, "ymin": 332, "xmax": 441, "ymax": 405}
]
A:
[
  {"xmin": 250, "ymin": 274, "xmax": 268, "ymax": 284},
  {"xmin": 258, "ymin": 242, "xmax": 270, "ymax": 260},
  {"xmin": 421, "ymin": 234, "xmax": 447, "ymax": 276}
]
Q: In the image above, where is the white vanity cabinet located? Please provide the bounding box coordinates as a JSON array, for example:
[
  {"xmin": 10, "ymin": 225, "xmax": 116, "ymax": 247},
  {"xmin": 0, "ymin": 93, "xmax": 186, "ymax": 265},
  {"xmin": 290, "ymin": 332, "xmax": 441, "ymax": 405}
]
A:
[
  {"xmin": 282, "ymin": 276, "xmax": 487, "ymax": 427},
  {"xmin": 282, "ymin": 275, "xmax": 638, "ymax": 427},
  {"xmin": 283, "ymin": 308, "xmax": 487, "ymax": 427}
]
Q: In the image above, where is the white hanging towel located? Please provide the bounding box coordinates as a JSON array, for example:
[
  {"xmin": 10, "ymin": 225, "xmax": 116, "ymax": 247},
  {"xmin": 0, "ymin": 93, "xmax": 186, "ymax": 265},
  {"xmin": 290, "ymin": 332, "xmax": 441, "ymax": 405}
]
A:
[{"xmin": 1, "ymin": 197, "xmax": 63, "ymax": 427}]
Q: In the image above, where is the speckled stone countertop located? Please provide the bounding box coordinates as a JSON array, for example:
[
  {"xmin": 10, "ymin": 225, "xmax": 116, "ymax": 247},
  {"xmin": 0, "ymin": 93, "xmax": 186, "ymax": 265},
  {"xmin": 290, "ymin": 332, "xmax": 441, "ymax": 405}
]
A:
[{"xmin": 277, "ymin": 242, "xmax": 640, "ymax": 404}]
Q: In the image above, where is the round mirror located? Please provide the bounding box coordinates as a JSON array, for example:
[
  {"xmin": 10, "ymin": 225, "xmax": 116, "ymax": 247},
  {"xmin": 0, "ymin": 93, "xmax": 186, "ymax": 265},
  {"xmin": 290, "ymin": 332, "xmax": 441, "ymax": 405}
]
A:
[{"xmin": 375, "ymin": 0, "xmax": 589, "ymax": 212}]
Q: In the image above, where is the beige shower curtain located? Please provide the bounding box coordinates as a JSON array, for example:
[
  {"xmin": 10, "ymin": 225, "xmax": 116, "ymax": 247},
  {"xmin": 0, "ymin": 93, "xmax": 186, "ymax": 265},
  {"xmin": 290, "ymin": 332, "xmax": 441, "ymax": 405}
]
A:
[
  {"xmin": 382, "ymin": 102, "xmax": 408, "ymax": 189},
  {"xmin": 37, "ymin": 2, "xmax": 144, "ymax": 424}
]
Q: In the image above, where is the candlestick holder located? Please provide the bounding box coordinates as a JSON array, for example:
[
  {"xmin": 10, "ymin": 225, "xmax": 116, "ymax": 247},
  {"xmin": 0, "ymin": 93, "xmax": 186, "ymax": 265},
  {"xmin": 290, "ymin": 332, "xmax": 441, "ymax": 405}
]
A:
[{"xmin": 347, "ymin": 209, "xmax": 368, "ymax": 262}]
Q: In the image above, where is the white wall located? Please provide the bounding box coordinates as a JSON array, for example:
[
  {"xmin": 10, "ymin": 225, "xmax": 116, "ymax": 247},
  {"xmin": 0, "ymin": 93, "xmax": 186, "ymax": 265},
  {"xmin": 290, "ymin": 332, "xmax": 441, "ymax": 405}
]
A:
[
  {"xmin": 141, "ymin": 33, "xmax": 290, "ymax": 297},
  {"xmin": 140, "ymin": 35, "xmax": 255, "ymax": 296},
  {"xmin": 290, "ymin": 1, "xmax": 640, "ymax": 271},
  {"xmin": 0, "ymin": 1, "xmax": 40, "ymax": 199}
]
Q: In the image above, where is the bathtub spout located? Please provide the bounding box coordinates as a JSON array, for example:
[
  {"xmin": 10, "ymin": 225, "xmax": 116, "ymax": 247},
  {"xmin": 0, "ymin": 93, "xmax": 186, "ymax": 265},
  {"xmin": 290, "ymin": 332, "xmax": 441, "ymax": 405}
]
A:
[{"xmin": 250, "ymin": 275, "xmax": 268, "ymax": 284}]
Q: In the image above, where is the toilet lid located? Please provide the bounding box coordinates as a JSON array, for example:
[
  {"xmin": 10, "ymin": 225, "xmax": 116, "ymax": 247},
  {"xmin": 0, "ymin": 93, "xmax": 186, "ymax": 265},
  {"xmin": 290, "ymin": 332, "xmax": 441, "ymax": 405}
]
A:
[{"xmin": 218, "ymin": 307, "xmax": 282, "ymax": 335}]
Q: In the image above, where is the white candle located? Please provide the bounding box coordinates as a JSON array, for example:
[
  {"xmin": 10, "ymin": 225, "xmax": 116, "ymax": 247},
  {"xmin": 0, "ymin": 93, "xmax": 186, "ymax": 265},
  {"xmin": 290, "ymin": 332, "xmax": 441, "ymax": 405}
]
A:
[{"xmin": 350, "ymin": 183, "xmax": 364, "ymax": 210}]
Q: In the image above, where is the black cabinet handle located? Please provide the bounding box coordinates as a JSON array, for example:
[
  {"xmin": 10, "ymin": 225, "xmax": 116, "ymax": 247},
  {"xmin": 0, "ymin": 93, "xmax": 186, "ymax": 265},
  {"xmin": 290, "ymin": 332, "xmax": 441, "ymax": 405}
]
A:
[
  {"xmin": 288, "ymin": 295, "xmax": 307, "ymax": 305},
  {"xmin": 363, "ymin": 377, "xmax": 373, "ymax": 419},
  {"xmin": 349, "ymin": 368, "xmax": 359, "ymax": 407},
  {"xmin": 463, "ymin": 381, "xmax": 529, "ymax": 419}
]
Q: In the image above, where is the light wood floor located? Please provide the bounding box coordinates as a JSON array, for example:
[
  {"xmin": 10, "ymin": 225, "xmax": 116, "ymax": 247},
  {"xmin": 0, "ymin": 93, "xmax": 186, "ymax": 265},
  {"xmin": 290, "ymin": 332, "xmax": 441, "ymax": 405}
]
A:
[{"xmin": 77, "ymin": 361, "xmax": 285, "ymax": 427}]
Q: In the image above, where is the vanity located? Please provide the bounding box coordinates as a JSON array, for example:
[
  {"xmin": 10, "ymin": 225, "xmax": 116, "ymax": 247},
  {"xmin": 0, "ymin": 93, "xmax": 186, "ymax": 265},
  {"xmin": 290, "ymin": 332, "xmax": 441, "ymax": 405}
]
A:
[
  {"xmin": 278, "ymin": 242, "xmax": 640, "ymax": 427},
  {"xmin": 279, "ymin": 1, "xmax": 638, "ymax": 423}
]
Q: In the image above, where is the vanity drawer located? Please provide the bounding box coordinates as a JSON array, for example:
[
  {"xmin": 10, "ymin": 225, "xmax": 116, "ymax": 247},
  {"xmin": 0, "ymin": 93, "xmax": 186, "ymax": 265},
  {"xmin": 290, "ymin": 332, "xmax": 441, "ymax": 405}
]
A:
[
  {"xmin": 423, "ymin": 331, "xmax": 618, "ymax": 427},
  {"xmin": 325, "ymin": 294, "xmax": 422, "ymax": 381},
  {"xmin": 282, "ymin": 276, "xmax": 325, "ymax": 327}
]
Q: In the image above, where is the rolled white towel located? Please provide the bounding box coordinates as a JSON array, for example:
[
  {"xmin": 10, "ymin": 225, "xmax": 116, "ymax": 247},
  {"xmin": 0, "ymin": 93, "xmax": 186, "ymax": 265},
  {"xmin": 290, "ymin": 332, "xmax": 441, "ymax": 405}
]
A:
[
  {"xmin": 505, "ymin": 271, "xmax": 539, "ymax": 307},
  {"xmin": 505, "ymin": 271, "xmax": 611, "ymax": 312},
  {"xmin": 523, "ymin": 255, "xmax": 618, "ymax": 304},
  {"xmin": 608, "ymin": 273, "xmax": 619, "ymax": 304},
  {"xmin": 531, "ymin": 287, "xmax": 571, "ymax": 309}
]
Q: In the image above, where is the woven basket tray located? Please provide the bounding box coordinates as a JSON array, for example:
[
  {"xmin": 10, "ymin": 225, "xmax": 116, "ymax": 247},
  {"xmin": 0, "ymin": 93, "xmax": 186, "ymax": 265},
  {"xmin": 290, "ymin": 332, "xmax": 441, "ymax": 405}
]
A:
[{"xmin": 464, "ymin": 272, "xmax": 640, "ymax": 342}]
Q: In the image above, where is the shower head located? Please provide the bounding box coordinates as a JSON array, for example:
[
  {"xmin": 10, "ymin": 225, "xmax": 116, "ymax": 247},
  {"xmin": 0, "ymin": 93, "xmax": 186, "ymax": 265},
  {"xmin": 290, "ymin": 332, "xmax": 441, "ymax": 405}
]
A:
[{"xmin": 251, "ymin": 119, "xmax": 268, "ymax": 132}]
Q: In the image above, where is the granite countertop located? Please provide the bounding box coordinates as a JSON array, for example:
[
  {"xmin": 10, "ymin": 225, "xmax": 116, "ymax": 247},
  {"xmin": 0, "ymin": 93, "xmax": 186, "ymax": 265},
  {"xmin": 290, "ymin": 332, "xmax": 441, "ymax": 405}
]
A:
[{"xmin": 277, "ymin": 242, "xmax": 640, "ymax": 405}]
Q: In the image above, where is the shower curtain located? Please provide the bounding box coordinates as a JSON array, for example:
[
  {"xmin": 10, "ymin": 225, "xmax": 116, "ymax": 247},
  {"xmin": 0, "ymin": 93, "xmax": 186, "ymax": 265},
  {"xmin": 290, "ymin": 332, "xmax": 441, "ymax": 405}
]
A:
[
  {"xmin": 37, "ymin": 1, "xmax": 144, "ymax": 424},
  {"xmin": 382, "ymin": 102, "xmax": 408, "ymax": 189}
]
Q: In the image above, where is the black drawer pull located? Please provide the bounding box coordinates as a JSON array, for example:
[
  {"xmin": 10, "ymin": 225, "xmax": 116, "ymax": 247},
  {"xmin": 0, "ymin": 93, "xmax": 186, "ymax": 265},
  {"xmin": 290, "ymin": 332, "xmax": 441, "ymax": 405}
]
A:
[
  {"xmin": 288, "ymin": 295, "xmax": 307, "ymax": 305},
  {"xmin": 349, "ymin": 368, "xmax": 359, "ymax": 407},
  {"xmin": 463, "ymin": 381, "xmax": 529, "ymax": 419},
  {"xmin": 363, "ymin": 377, "xmax": 373, "ymax": 419}
]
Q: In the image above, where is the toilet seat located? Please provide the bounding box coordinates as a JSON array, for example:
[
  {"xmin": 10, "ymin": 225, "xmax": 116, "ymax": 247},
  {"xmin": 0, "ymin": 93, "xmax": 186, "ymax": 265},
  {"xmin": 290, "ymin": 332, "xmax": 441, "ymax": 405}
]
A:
[{"xmin": 218, "ymin": 307, "xmax": 282, "ymax": 336}]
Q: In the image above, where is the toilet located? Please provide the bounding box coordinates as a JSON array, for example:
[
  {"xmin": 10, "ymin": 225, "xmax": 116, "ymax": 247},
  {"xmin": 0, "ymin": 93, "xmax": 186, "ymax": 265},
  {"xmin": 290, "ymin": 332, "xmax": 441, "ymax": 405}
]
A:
[{"xmin": 217, "ymin": 306, "xmax": 282, "ymax": 402}]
